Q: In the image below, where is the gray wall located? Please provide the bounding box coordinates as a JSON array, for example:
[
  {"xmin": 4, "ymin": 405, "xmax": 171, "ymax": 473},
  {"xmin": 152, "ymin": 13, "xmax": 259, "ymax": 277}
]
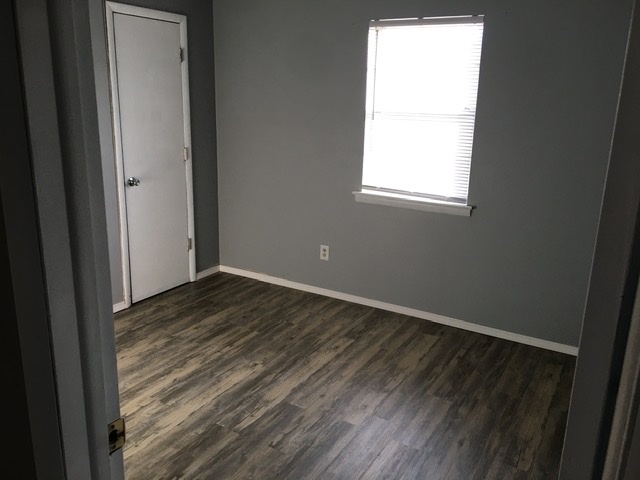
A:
[
  {"xmin": 560, "ymin": 0, "xmax": 640, "ymax": 475},
  {"xmin": 213, "ymin": 0, "xmax": 633, "ymax": 347},
  {"xmin": 94, "ymin": 0, "xmax": 220, "ymax": 304}
]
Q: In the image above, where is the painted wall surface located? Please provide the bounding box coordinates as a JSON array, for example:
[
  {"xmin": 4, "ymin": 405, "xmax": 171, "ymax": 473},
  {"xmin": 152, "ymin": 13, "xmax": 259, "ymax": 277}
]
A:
[
  {"xmin": 93, "ymin": 0, "xmax": 220, "ymax": 304},
  {"xmin": 214, "ymin": 0, "xmax": 633, "ymax": 346},
  {"xmin": 561, "ymin": 0, "xmax": 640, "ymax": 474}
]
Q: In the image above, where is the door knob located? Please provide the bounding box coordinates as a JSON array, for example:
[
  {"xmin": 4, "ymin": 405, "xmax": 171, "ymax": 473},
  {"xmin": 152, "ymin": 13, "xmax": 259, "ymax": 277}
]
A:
[{"xmin": 127, "ymin": 177, "xmax": 141, "ymax": 187}]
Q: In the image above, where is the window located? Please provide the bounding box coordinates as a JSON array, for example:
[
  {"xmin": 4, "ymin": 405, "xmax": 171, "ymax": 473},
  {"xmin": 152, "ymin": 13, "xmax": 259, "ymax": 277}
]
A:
[{"xmin": 355, "ymin": 16, "xmax": 484, "ymax": 215}]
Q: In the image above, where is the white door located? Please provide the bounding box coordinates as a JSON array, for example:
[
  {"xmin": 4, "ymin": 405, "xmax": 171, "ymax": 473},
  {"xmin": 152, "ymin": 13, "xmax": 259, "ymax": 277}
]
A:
[{"xmin": 107, "ymin": 3, "xmax": 195, "ymax": 304}]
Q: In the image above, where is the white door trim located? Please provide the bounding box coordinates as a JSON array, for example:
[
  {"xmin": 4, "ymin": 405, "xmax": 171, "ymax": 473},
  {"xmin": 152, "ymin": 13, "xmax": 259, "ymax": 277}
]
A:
[{"xmin": 105, "ymin": 2, "xmax": 196, "ymax": 309}]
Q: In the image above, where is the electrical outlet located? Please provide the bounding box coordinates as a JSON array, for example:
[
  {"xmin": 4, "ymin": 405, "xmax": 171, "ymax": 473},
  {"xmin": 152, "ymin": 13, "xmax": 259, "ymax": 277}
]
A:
[{"xmin": 320, "ymin": 244, "xmax": 329, "ymax": 261}]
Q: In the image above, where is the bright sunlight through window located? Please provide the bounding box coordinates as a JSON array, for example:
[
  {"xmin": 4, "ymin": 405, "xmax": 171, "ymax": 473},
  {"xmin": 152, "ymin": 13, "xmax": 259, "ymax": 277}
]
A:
[{"xmin": 361, "ymin": 16, "xmax": 484, "ymax": 206}]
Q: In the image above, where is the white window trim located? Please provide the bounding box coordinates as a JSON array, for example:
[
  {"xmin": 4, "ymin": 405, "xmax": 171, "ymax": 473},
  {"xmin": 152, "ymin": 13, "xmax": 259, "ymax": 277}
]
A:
[
  {"xmin": 354, "ymin": 189, "xmax": 474, "ymax": 216},
  {"xmin": 370, "ymin": 15, "xmax": 484, "ymax": 28}
]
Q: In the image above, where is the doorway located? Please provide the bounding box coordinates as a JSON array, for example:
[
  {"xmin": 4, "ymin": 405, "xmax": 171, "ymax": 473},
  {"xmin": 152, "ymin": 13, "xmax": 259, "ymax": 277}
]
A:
[{"xmin": 106, "ymin": 2, "xmax": 196, "ymax": 307}]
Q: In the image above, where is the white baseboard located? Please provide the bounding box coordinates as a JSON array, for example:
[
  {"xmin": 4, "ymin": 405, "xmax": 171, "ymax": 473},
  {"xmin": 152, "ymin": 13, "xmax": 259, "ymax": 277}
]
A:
[
  {"xmin": 219, "ymin": 265, "xmax": 579, "ymax": 356},
  {"xmin": 196, "ymin": 265, "xmax": 220, "ymax": 280},
  {"xmin": 113, "ymin": 301, "xmax": 127, "ymax": 314}
]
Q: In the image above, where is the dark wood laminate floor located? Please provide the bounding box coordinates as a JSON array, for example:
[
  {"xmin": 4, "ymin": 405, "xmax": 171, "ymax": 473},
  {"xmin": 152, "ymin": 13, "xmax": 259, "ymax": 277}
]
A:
[{"xmin": 115, "ymin": 273, "xmax": 575, "ymax": 480}]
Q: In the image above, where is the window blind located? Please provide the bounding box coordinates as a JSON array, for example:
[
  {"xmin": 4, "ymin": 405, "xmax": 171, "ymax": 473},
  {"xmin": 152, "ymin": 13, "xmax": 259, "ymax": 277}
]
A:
[{"xmin": 362, "ymin": 16, "xmax": 484, "ymax": 204}]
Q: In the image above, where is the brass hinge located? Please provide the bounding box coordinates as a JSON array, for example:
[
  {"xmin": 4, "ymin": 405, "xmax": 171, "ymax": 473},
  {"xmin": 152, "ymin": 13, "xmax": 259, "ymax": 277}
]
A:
[
  {"xmin": 108, "ymin": 417, "xmax": 126, "ymax": 454},
  {"xmin": 180, "ymin": 47, "xmax": 184, "ymax": 62},
  {"xmin": 183, "ymin": 146, "xmax": 189, "ymax": 161},
  {"xmin": 188, "ymin": 237, "xmax": 193, "ymax": 251}
]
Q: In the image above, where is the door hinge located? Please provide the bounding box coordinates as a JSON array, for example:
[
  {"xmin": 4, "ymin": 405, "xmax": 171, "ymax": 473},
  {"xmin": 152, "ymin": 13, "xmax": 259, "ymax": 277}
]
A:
[
  {"xmin": 180, "ymin": 47, "xmax": 184, "ymax": 62},
  {"xmin": 188, "ymin": 237, "xmax": 193, "ymax": 251},
  {"xmin": 183, "ymin": 146, "xmax": 189, "ymax": 161},
  {"xmin": 108, "ymin": 417, "xmax": 126, "ymax": 455}
]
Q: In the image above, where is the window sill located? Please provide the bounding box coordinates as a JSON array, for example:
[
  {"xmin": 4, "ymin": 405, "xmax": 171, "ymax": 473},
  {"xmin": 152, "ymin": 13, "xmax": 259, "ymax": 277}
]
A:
[{"xmin": 353, "ymin": 189, "xmax": 474, "ymax": 216}]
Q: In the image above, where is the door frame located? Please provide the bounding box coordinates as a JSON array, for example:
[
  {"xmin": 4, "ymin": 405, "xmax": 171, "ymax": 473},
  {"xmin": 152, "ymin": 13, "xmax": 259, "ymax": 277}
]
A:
[
  {"xmin": 13, "ymin": 0, "xmax": 125, "ymax": 477},
  {"xmin": 105, "ymin": 2, "xmax": 196, "ymax": 310}
]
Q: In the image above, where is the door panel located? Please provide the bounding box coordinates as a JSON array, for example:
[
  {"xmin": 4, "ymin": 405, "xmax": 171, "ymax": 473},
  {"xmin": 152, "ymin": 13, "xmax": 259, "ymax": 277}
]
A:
[{"xmin": 113, "ymin": 13, "xmax": 189, "ymax": 302}]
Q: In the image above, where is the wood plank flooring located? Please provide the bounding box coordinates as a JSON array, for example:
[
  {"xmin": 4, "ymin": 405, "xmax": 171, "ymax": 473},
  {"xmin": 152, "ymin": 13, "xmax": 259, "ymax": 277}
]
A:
[{"xmin": 115, "ymin": 273, "xmax": 575, "ymax": 479}]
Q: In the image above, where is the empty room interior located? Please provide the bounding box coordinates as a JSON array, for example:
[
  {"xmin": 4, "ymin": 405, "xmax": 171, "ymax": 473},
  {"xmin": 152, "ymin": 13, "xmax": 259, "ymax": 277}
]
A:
[{"xmin": 5, "ymin": 0, "xmax": 640, "ymax": 479}]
